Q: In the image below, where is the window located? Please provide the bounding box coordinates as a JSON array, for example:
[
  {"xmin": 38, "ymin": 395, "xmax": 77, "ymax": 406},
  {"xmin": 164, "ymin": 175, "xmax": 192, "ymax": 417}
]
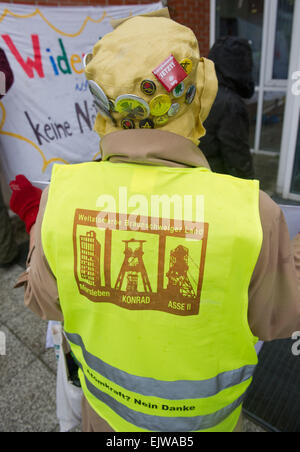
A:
[
  {"xmin": 290, "ymin": 118, "xmax": 300, "ymax": 194},
  {"xmin": 215, "ymin": 0, "xmax": 264, "ymax": 84},
  {"xmin": 272, "ymin": 0, "xmax": 295, "ymax": 80}
]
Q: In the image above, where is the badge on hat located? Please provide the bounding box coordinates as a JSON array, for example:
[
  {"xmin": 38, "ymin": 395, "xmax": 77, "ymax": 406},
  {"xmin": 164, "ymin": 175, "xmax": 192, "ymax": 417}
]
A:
[
  {"xmin": 168, "ymin": 103, "xmax": 181, "ymax": 117},
  {"xmin": 88, "ymin": 80, "xmax": 110, "ymax": 111},
  {"xmin": 149, "ymin": 94, "xmax": 172, "ymax": 117},
  {"xmin": 115, "ymin": 95, "xmax": 150, "ymax": 120},
  {"xmin": 141, "ymin": 80, "xmax": 156, "ymax": 96},
  {"xmin": 180, "ymin": 58, "xmax": 193, "ymax": 75},
  {"xmin": 121, "ymin": 118, "xmax": 135, "ymax": 129},
  {"xmin": 152, "ymin": 54, "xmax": 188, "ymax": 93},
  {"xmin": 173, "ymin": 82, "xmax": 185, "ymax": 98},
  {"xmin": 108, "ymin": 99, "xmax": 116, "ymax": 112},
  {"xmin": 139, "ymin": 118, "xmax": 154, "ymax": 129},
  {"xmin": 83, "ymin": 52, "xmax": 93, "ymax": 68},
  {"xmin": 185, "ymin": 85, "xmax": 197, "ymax": 105},
  {"xmin": 93, "ymin": 101, "xmax": 110, "ymax": 118},
  {"xmin": 93, "ymin": 100, "xmax": 116, "ymax": 125},
  {"xmin": 154, "ymin": 115, "xmax": 169, "ymax": 127},
  {"xmin": 88, "ymin": 80, "xmax": 115, "ymax": 122}
]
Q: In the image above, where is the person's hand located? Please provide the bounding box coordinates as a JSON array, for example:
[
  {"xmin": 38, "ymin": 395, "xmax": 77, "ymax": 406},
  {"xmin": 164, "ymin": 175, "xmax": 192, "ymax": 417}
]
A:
[{"xmin": 9, "ymin": 175, "xmax": 42, "ymax": 234}]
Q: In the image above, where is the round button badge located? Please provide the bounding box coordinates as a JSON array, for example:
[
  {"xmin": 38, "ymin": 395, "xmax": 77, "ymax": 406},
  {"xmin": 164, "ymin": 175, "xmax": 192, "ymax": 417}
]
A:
[
  {"xmin": 185, "ymin": 85, "xmax": 197, "ymax": 105},
  {"xmin": 154, "ymin": 115, "xmax": 169, "ymax": 127},
  {"xmin": 93, "ymin": 101, "xmax": 110, "ymax": 118},
  {"xmin": 139, "ymin": 118, "xmax": 155, "ymax": 129},
  {"xmin": 180, "ymin": 58, "xmax": 193, "ymax": 75},
  {"xmin": 121, "ymin": 118, "xmax": 135, "ymax": 129},
  {"xmin": 83, "ymin": 52, "xmax": 93, "ymax": 68},
  {"xmin": 149, "ymin": 95, "xmax": 172, "ymax": 117},
  {"xmin": 92, "ymin": 100, "xmax": 116, "ymax": 125},
  {"xmin": 168, "ymin": 103, "xmax": 181, "ymax": 117},
  {"xmin": 115, "ymin": 95, "xmax": 150, "ymax": 120},
  {"xmin": 141, "ymin": 80, "xmax": 156, "ymax": 96},
  {"xmin": 173, "ymin": 82, "xmax": 185, "ymax": 98},
  {"xmin": 108, "ymin": 99, "xmax": 116, "ymax": 112},
  {"xmin": 88, "ymin": 80, "xmax": 110, "ymax": 110}
]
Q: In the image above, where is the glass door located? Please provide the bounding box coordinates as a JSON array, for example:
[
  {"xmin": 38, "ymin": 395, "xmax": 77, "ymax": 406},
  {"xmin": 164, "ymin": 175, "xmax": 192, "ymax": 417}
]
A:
[
  {"xmin": 277, "ymin": 0, "xmax": 300, "ymax": 200},
  {"xmin": 214, "ymin": 0, "xmax": 264, "ymax": 86},
  {"xmin": 290, "ymin": 121, "xmax": 300, "ymax": 194}
]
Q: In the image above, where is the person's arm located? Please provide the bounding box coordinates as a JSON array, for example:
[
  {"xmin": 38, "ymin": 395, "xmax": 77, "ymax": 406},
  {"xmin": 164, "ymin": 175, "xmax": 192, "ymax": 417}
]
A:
[
  {"xmin": 248, "ymin": 191, "xmax": 300, "ymax": 341},
  {"xmin": 0, "ymin": 48, "xmax": 14, "ymax": 98},
  {"xmin": 21, "ymin": 187, "xmax": 62, "ymax": 321},
  {"xmin": 10, "ymin": 176, "xmax": 62, "ymax": 321}
]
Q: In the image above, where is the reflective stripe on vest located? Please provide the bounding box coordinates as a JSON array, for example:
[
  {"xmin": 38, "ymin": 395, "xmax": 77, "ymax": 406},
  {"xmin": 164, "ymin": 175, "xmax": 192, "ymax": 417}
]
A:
[
  {"xmin": 81, "ymin": 366, "xmax": 245, "ymax": 432},
  {"xmin": 66, "ymin": 331, "xmax": 256, "ymax": 400}
]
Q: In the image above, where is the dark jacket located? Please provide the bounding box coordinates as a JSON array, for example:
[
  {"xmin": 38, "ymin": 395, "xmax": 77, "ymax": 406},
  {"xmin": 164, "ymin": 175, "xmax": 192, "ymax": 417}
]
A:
[
  {"xmin": 199, "ymin": 37, "xmax": 255, "ymax": 179},
  {"xmin": 0, "ymin": 48, "xmax": 14, "ymax": 99}
]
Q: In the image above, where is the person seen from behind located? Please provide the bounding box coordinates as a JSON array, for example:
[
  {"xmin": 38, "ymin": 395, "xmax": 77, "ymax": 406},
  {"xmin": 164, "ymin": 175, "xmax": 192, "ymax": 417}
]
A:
[{"xmin": 9, "ymin": 11, "xmax": 300, "ymax": 433}]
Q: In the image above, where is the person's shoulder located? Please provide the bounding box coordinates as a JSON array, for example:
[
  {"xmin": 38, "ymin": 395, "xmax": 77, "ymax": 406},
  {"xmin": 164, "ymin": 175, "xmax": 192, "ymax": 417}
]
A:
[{"xmin": 258, "ymin": 190, "xmax": 282, "ymax": 232}]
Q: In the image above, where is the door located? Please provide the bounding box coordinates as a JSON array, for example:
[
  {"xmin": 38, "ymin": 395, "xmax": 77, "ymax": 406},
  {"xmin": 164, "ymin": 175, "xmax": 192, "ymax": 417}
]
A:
[{"xmin": 277, "ymin": 0, "xmax": 300, "ymax": 200}]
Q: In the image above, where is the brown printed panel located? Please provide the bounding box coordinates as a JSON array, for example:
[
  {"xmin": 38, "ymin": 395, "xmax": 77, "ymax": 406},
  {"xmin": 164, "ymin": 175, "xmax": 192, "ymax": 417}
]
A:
[{"xmin": 73, "ymin": 210, "xmax": 209, "ymax": 316}]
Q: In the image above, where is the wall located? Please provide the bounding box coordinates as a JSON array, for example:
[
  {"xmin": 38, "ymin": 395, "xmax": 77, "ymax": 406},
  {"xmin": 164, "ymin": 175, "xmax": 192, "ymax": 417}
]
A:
[
  {"xmin": 167, "ymin": 0, "xmax": 210, "ymax": 56},
  {"xmin": 3, "ymin": 0, "xmax": 211, "ymax": 55}
]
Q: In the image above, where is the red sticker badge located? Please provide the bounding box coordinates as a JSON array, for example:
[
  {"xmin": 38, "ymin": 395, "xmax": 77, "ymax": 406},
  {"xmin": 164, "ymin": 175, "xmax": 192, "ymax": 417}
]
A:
[{"xmin": 153, "ymin": 55, "xmax": 188, "ymax": 93}]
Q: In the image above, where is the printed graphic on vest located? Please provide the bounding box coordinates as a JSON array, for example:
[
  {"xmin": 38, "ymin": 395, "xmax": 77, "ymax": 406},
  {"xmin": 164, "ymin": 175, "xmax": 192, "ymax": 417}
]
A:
[{"xmin": 73, "ymin": 210, "xmax": 208, "ymax": 316}]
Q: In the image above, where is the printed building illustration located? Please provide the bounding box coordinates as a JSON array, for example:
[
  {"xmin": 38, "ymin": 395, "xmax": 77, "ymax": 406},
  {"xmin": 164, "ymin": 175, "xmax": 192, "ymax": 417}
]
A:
[{"xmin": 80, "ymin": 231, "xmax": 101, "ymax": 288}]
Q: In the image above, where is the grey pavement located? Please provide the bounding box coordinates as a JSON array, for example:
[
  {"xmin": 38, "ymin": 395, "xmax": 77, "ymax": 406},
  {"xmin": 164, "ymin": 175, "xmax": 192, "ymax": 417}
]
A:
[
  {"xmin": 0, "ymin": 215, "xmax": 65, "ymax": 432},
  {"xmin": 0, "ymin": 263, "xmax": 60, "ymax": 432},
  {"xmin": 0, "ymin": 216, "xmax": 267, "ymax": 432}
]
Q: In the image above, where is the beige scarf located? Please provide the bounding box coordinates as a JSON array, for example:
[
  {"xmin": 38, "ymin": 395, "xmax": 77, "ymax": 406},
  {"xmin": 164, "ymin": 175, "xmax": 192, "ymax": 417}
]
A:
[{"xmin": 100, "ymin": 129, "xmax": 210, "ymax": 169}]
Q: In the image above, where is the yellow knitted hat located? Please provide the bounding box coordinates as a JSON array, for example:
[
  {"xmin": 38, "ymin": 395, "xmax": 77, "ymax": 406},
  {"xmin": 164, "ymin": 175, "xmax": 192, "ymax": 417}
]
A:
[{"xmin": 84, "ymin": 12, "xmax": 218, "ymax": 145}]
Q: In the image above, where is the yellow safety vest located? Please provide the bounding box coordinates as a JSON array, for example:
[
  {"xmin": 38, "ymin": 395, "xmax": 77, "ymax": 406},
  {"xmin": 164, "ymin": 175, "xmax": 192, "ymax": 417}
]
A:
[{"xmin": 42, "ymin": 161, "xmax": 262, "ymax": 432}]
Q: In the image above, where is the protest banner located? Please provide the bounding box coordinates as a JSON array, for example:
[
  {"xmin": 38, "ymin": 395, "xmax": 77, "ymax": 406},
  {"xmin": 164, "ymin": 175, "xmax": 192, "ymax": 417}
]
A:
[{"xmin": 0, "ymin": 1, "xmax": 163, "ymax": 185}]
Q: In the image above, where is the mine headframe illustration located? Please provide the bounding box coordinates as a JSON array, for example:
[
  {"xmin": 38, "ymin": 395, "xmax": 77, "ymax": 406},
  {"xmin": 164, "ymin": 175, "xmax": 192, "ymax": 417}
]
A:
[
  {"xmin": 166, "ymin": 245, "xmax": 196, "ymax": 298},
  {"xmin": 115, "ymin": 239, "xmax": 152, "ymax": 293}
]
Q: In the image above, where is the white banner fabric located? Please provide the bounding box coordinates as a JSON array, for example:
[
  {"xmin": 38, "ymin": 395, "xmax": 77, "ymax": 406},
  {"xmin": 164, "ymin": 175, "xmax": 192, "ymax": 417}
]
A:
[{"xmin": 0, "ymin": 2, "xmax": 163, "ymax": 185}]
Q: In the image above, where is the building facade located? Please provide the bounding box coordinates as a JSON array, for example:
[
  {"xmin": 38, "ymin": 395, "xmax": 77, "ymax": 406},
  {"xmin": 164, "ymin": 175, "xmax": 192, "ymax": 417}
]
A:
[{"xmin": 80, "ymin": 231, "xmax": 101, "ymax": 288}]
